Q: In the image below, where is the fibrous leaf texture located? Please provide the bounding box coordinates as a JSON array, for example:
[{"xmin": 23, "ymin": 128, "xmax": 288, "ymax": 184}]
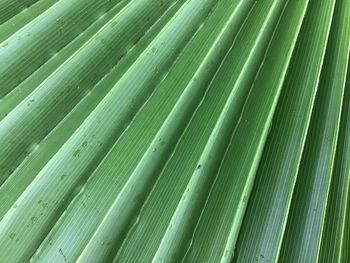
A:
[{"xmin": 0, "ymin": 0, "xmax": 349, "ymax": 262}]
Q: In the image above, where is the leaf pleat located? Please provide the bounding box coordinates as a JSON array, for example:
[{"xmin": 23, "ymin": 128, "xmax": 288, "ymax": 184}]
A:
[{"xmin": 0, "ymin": 0, "xmax": 348, "ymax": 262}]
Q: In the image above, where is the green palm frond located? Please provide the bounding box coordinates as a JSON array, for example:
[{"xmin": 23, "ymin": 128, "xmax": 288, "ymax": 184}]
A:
[{"xmin": 0, "ymin": 0, "xmax": 349, "ymax": 262}]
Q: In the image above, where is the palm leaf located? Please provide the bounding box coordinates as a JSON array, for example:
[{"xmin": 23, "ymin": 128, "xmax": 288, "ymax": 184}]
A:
[
  {"xmin": 279, "ymin": 0, "xmax": 350, "ymax": 260},
  {"xmin": 234, "ymin": 0, "xmax": 337, "ymax": 261},
  {"xmin": 0, "ymin": 0, "xmax": 349, "ymax": 262}
]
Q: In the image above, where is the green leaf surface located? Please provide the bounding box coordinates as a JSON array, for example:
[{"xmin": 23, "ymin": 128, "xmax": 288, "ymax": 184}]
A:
[
  {"xmin": 233, "ymin": 0, "xmax": 337, "ymax": 261},
  {"xmin": 0, "ymin": 0, "xmax": 40, "ymax": 24},
  {"xmin": 0, "ymin": 0, "xmax": 59, "ymax": 42},
  {"xmin": 183, "ymin": 0, "xmax": 311, "ymax": 261},
  {"xmin": 0, "ymin": 0, "xmax": 184, "ymax": 220},
  {"xmin": 320, "ymin": 50, "xmax": 350, "ymax": 261},
  {"xmin": 0, "ymin": 0, "xmax": 349, "ymax": 262},
  {"xmin": 279, "ymin": 0, "xmax": 350, "ymax": 260},
  {"xmin": 0, "ymin": 0, "xmax": 127, "ymax": 97}
]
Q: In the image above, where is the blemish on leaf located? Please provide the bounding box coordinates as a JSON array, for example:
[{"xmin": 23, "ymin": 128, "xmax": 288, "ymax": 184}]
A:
[
  {"xmin": 59, "ymin": 248, "xmax": 67, "ymax": 262},
  {"xmin": 151, "ymin": 46, "xmax": 158, "ymax": 54},
  {"xmin": 30, "ymin": 216, "xmax": 38, "ymax": 224},
  {"xmin": 73, "ymin": 149, "xmax": 81, "ymax": 157},
  {"xmin": 9, "ymin": 233, "xmax": 16, "ymax": 240}
]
